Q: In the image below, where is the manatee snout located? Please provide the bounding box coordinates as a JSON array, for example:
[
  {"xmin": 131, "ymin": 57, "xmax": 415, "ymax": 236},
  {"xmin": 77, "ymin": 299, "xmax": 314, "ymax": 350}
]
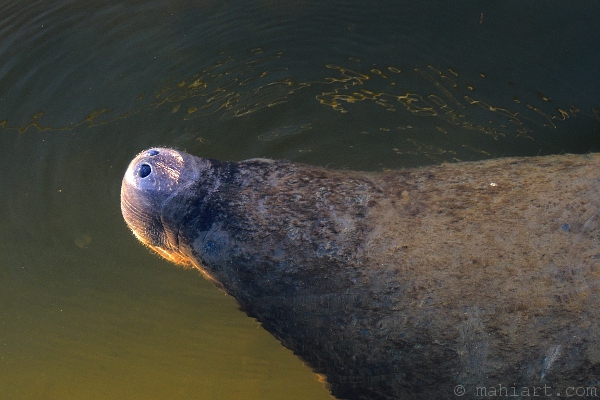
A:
[{"xmin": 120, "ymin": 147, "xmax": 211, "ymax": 265}]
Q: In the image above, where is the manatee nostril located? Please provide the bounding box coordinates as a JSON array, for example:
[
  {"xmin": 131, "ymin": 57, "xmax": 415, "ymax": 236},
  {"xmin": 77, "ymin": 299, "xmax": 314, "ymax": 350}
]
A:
[
  {"xmin": 147, "ymin": 149, "xmax": 159, "ymax": 156},
  {"xmin": 139, "ymin": 163, "xmax": 152, "ymax": 178}
]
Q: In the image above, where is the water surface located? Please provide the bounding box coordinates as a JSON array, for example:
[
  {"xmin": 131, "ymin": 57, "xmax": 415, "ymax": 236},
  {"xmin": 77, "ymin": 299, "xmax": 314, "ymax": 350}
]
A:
[{"xmin": 1, "ymin": 0, "xmax": 599, "ymax": 398}]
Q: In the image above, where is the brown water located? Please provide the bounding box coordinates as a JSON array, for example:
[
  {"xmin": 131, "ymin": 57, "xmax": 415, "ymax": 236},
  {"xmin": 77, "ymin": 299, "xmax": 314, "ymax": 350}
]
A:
[{"xmin": 0, "ymin": 0, "xmax": 599, "ymax": 398}]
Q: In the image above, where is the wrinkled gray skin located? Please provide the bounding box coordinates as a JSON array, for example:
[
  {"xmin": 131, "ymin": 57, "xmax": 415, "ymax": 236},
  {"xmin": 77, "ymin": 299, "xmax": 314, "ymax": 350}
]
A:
[{"xmin": 121, "ymin": 147, "xmax": 600, "ymax": 400}]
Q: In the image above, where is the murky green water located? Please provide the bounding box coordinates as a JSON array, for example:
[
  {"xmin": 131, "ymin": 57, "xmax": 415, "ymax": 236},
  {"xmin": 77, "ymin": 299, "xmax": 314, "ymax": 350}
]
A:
[{"xmin": 1, "ymin": 0, "xmax": 599, "ymax": 398}]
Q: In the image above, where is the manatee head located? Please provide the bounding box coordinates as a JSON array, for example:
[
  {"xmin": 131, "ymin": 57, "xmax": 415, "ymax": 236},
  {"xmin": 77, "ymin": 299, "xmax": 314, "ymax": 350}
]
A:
[
  {"xmin": 121, "ymin": 147, "xmax": 292, "ymax": 290},
  {"xmin": 120, "ymin": 147, "xmax": 214, "ymax": 267},
  {"xmin": 121, "ymin": 147, "xmax": 371, "ymax": 303}
]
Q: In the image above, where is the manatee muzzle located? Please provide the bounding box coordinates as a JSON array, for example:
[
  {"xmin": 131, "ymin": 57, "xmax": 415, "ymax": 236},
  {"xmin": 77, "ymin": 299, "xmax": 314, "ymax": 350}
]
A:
[{"xmin": 120, "ymin": 147, "xmax": 208, "ymax": 265}]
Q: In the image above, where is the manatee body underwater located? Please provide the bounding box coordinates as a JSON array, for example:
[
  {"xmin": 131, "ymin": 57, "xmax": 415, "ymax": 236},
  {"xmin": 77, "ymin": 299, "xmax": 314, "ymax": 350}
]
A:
[{"xmin": 121, "ymin": 147, "xmax": 600, "ymax": 400}]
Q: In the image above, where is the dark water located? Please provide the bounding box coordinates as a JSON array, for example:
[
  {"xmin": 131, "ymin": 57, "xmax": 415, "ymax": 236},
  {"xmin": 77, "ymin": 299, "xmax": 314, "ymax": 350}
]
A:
[{"xmin": 0, "ymin": 0, "xmax": 598, "ymax": 398}]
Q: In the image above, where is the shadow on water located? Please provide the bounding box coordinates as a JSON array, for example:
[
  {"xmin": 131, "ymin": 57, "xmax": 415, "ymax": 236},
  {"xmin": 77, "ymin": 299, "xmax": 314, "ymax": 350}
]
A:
[{"xmin": 0, "ymin": 0, "xmax": 599, "ymax": 398}]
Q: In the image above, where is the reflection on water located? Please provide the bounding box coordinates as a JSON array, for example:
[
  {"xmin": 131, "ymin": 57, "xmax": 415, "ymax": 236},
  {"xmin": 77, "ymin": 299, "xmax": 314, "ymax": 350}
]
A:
[{"xmin": 0, "ymin": 0, "xmax": 599, "ymax": 398}]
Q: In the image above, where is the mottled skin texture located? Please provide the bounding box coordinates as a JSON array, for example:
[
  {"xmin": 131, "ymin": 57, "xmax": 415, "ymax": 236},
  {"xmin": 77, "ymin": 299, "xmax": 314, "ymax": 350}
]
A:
[{"xmin": 121, "ymin": 148, "xmax": 600, "ymax": 400}]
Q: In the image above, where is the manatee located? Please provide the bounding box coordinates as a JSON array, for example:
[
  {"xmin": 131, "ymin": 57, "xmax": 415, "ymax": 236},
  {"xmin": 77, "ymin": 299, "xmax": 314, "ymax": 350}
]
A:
[{"xmin": 121, "ymin": 147, "xmax": 600, "ymax": 400}]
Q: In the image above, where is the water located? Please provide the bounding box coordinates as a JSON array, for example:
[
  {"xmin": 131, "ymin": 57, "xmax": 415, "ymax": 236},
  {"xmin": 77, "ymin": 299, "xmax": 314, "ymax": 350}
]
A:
[{"xmin": 0, "ymin": 0, "xmax": 598, "ymax": 398}]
